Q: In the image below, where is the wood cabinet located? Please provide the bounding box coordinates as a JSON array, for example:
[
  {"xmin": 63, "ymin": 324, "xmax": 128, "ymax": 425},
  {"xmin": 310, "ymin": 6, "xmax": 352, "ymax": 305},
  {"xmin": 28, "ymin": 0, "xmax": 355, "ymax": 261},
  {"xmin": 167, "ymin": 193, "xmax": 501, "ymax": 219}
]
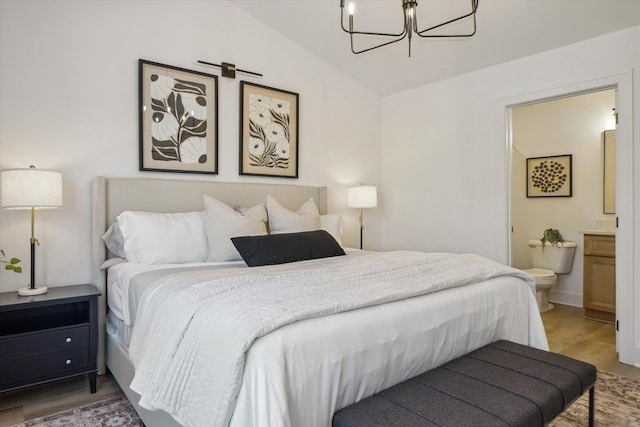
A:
[
  {"xmin": 583, "ymin": 234, "xmax": 615, "ymax": 323},
  {"xmin": 0, "ymin": 284, "xmax": 100, "ymax": 393}
]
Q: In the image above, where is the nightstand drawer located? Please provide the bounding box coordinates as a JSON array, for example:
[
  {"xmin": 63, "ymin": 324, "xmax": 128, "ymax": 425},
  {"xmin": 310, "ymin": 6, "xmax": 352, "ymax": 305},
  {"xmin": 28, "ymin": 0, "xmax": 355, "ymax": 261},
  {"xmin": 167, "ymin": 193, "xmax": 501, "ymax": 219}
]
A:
[
  {"xmin": 0, "ymin": 325, "xmax": 89, "ymax": 362},
  {"xmin": 0, "ymin": 347, "xmax": 89, "ymax": 388}
]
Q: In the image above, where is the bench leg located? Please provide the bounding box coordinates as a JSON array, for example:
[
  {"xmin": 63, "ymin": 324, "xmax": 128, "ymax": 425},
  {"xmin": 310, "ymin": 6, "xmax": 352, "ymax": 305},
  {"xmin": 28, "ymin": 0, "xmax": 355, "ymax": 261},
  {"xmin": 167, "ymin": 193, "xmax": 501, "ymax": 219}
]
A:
[{"xmin": 588, "ymin": 386, "xmax": 595, "ymax": 427}]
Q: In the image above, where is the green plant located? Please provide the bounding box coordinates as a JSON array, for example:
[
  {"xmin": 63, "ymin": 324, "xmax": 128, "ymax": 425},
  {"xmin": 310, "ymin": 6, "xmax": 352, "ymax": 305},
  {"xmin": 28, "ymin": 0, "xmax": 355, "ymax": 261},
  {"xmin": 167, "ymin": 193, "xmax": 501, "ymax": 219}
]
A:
[
  {"xmin": 1, "ymin": 249, "xmax": 22, "ymax": 273},
  {"xmin": 540, "ymin": 228, "xmax": 565, "ymax": 247}
]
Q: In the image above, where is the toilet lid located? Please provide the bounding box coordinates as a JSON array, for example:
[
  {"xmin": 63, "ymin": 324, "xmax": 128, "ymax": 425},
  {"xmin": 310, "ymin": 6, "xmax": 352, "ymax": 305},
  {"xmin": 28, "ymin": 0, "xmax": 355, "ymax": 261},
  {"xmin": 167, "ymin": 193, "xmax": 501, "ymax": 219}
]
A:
[{"xmin": 524, "ymin": 268, "xmax": 555, "ymax": 278}]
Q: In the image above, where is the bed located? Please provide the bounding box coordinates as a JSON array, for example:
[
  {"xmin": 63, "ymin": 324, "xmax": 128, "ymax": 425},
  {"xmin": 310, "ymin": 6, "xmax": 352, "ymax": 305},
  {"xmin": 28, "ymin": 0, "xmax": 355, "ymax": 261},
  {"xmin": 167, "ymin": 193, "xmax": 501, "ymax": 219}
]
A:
[{"xmin": 91, "ymin": 176, "xmax": 548, "ymax": 427}]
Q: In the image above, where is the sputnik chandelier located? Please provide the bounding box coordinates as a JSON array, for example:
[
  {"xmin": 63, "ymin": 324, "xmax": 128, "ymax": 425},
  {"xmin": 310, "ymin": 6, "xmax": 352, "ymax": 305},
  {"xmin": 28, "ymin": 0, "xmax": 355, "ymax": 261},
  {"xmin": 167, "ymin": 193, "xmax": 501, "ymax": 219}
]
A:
[{"xmin": 339, "ymin": 0, "xmax": 479, "ymax": 57}]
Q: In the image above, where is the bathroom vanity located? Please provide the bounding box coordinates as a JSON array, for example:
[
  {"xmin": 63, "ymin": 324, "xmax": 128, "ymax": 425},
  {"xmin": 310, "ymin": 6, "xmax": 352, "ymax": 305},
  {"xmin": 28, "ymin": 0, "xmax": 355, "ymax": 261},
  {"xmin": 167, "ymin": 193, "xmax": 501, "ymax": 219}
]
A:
[{"xmin": 583, "ymin": 232, "xmax": 615, "ymax": 323}]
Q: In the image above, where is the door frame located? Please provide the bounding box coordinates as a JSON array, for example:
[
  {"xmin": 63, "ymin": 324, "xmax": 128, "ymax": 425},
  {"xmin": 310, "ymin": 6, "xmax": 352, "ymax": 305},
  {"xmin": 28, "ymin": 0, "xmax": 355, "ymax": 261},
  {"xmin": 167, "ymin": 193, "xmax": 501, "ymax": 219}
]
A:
[{"xmin": 502, "ymin": 72, "xmax": 634, "ymax": 365}]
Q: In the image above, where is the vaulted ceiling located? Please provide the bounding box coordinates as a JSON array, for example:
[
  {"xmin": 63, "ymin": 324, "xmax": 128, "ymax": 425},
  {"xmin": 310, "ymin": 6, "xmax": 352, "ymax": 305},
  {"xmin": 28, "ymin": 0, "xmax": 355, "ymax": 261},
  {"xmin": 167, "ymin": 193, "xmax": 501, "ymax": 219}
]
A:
[{"xmin": 231, "ymin": 0, "xmax": 640, "ymax": 96}]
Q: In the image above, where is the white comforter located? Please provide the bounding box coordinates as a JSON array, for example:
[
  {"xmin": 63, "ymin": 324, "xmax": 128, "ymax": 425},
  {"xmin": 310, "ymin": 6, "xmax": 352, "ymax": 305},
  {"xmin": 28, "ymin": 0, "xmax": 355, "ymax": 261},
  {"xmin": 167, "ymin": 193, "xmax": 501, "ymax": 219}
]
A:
[{"xmin": 128, "ymin": 250, "xmax": 545, "ymax": 427}]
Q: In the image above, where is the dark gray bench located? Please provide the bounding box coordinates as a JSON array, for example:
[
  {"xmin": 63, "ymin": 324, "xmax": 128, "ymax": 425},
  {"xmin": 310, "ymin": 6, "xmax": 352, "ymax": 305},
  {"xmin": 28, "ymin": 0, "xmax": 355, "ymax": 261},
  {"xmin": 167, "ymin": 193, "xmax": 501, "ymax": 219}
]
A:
[{"xmin": 333, "ymin": 340, "xmax": 596, "ymax": 427}]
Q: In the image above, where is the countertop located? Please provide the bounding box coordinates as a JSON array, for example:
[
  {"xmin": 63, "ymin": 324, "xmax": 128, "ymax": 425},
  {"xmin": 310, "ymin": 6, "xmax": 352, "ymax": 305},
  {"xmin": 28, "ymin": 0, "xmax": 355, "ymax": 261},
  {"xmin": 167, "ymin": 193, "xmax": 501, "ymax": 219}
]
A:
[{"xmin": 580, "ymin": 229, "xmax": 616, "ymax": 236}]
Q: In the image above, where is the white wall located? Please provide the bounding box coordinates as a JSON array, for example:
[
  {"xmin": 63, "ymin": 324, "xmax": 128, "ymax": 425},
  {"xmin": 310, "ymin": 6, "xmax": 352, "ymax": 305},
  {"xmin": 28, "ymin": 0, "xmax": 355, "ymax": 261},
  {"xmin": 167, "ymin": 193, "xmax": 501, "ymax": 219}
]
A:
[
  {"xmin": 0, "ymin": 0, "xmax": 381, "ymax": 291},
  {"xmin": 380, "ymin": 26, "xmax": 639, "ymax": 365},
  {"xmin": 511, "ymin": 90, "xmax": 616, "ymax": 307}
]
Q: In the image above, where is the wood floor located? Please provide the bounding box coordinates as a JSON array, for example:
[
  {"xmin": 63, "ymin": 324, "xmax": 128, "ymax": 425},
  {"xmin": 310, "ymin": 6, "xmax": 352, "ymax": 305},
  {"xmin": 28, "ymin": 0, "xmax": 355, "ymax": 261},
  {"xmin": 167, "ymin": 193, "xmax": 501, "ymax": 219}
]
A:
[
  {"xmin": 1, "ymin": 304, "xmax": 639, "ymax": 426},
  {"xmin": 541, "ymin": 303, "xmax": 640, "ymax": 381}
]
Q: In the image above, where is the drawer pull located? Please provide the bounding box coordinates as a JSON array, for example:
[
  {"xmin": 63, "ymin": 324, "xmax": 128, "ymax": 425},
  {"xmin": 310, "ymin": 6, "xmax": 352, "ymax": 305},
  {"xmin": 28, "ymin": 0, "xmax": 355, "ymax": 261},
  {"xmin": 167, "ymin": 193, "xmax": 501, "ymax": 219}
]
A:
[
  {"xmin": 65, "ymin": 359, "xmax": 72, "ymax": 365},
  {"xmin": 66, "ymin": 337, "xmax": 72, "ymax": 343}
]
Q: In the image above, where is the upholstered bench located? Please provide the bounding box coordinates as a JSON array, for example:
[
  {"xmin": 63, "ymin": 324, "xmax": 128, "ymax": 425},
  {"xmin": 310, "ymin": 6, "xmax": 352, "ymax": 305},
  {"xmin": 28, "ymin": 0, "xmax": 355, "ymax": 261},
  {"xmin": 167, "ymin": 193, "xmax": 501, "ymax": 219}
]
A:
[{"xmin": 333, "ymin": 340, "xmax": 596, "ymax": 427}]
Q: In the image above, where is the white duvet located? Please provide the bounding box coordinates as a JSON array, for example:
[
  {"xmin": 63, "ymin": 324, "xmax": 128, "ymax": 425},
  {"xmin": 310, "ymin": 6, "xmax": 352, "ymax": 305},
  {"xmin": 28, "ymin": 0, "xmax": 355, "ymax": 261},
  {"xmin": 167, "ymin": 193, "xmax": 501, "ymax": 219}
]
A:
[{"xmin": 128, "ymin": 250, "xmax": 546, "ymax": 427}]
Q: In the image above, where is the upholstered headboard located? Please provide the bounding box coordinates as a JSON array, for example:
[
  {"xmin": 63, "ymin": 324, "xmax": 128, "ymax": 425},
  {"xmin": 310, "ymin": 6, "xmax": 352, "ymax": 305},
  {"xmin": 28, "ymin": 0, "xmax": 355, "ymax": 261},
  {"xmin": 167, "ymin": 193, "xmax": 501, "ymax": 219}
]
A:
[{"xmin": 90, "ymin": 176, "xmax": 327, "ymax": 373}]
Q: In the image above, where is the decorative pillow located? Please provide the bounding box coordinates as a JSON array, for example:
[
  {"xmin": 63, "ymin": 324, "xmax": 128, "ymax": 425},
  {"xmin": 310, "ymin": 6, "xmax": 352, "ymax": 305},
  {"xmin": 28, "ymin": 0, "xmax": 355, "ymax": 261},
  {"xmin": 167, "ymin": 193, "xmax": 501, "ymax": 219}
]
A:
[
  {"xmin": 117, "ymin": 210, "xmax": 208, "ymax": 264},
  {"xmin": 231, "ymin": 230, "xmax": 346, "ymax": 267},
  {"xmin": 204, "ymin": 194, "xmax": 268, "ymax": 262},
  {"xmin": 102, "ymin": 222, "xmax": 126, "ymax": 258},
  {"xmin": 320, "ymin": 214, "xmax": 343, "ymax": 246},
  {"xmin": 266, "ymin": 195, "xmax": 321, "ymax": 234}
]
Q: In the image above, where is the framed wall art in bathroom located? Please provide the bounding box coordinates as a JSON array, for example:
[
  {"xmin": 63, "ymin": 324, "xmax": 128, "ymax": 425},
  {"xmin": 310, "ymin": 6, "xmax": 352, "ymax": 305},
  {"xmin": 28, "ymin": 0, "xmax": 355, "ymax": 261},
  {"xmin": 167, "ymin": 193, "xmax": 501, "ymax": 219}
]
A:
[{"xmin": 526, "ymin": 154, "xmax": 572, "ymax": 198}]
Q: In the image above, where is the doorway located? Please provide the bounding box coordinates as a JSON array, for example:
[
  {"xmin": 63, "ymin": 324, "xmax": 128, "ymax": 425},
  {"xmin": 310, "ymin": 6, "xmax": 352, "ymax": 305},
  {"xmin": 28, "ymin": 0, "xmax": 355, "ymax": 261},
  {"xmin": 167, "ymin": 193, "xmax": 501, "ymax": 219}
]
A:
[
  {"xmin": 504, "ymin": 73, "xmax": 634, "ymax": 366},
  {"xmin": 510, "ymin": 89, "xmax": 615, "ymax": 307}
]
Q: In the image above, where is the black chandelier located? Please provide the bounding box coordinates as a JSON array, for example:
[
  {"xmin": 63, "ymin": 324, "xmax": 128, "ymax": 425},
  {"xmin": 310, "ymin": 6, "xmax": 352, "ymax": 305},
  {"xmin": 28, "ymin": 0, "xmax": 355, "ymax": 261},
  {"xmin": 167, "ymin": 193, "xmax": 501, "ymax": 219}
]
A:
[{"xmin": 339, "ymin": 0, "xmax": 479, "ymax": 57}]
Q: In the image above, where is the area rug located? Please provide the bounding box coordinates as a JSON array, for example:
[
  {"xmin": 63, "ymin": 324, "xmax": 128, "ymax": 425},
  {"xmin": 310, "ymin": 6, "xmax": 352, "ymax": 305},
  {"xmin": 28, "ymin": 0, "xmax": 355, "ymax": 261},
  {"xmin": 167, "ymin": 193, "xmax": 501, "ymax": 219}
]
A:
[
  {"xmin": 12, "ymin": 395, "xmax": 143, "ymax": 427},
  {"xmin": 12, "ymin": 370, "xmax": 640, "ymax": 426},
  {"xmin": 550, "ymin": 369, "xmax": 640, "ymax": 427}
]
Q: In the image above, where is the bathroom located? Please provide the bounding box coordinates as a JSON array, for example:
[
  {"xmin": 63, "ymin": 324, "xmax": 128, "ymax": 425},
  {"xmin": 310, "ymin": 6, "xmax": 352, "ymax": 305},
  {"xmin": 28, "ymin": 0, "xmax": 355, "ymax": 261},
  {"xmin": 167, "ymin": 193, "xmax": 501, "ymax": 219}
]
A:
[{"xmin": 510, "ymin": 89, "xmax": 616, "ymax": 314}]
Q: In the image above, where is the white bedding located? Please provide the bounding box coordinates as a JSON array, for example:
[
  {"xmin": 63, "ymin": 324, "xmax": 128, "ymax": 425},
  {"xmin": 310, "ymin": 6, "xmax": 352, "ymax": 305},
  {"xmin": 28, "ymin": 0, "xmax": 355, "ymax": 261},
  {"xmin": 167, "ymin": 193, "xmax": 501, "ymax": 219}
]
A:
[
  {"xmin": 106, "ymin": 259, "xmax": 245, "ymax": 325},
  {"xmin": 121, "ymin": 250, "xmax": 547, "ymax": 427},
  {"xmin": 106, "ymin": 311, "xmax": 132, "ymax": 348}
]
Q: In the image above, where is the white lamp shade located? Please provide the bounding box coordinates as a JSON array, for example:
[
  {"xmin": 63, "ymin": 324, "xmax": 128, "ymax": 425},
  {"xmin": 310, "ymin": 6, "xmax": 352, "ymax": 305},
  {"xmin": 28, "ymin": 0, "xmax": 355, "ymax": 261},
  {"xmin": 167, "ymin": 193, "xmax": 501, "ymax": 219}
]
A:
[
  {"xmin": 348, "ymin": 185, "xmax": 377, "ymax": 208},
  {"xmin": 1, "ymin": 167, "xmax": 63, "ymax": 209}
]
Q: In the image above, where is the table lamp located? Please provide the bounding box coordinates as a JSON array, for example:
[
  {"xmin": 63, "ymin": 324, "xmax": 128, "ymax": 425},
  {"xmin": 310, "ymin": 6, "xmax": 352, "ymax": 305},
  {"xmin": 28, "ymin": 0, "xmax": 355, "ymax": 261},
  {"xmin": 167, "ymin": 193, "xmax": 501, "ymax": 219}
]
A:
[
  {"xmin": 1, "ymin": 165, "xmax": 63, "ymax": 296},
  {"xmin": 347, "ymin": 183, "xmax": 377, "ymax": 249}
]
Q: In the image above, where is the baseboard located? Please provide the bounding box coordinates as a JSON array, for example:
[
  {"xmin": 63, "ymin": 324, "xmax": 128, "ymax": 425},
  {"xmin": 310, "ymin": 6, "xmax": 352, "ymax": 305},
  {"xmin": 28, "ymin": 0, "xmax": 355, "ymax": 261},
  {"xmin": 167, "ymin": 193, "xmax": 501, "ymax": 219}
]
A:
[{"xmin": 548, "ymin": 290, "xmax": 582, "ymax": 308}]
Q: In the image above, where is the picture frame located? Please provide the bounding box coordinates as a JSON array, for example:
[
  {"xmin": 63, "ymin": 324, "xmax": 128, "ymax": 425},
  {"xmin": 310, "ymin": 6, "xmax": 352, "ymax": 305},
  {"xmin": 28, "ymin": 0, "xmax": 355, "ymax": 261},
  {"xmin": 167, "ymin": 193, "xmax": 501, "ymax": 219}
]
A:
[
  {"xmin": 139, "ymin": 59, "xmax": 218, "ymax": 174},
  {"xmin": 239, "ymin": 81, "xmax": 299, "ymax": 178},
  {"xmin": 526, "ymin": 154, "xmax": 572, "ymax": 197}
]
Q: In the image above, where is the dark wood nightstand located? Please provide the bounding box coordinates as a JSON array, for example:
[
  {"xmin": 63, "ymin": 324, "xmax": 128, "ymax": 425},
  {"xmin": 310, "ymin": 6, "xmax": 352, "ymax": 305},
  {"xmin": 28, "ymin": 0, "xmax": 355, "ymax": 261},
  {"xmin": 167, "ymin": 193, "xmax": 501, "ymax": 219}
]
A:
[{"xmin": 0, "ymin": 284, "xmax": 101, "ymax": 394}]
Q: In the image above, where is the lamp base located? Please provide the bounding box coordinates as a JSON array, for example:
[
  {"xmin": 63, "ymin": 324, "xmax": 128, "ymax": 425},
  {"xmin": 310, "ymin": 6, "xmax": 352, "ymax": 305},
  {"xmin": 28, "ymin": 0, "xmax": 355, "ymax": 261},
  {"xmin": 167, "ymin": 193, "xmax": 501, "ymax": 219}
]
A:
[{"xmin": 18, "ymin": 286, "xmax": 48, "ymax": 296}]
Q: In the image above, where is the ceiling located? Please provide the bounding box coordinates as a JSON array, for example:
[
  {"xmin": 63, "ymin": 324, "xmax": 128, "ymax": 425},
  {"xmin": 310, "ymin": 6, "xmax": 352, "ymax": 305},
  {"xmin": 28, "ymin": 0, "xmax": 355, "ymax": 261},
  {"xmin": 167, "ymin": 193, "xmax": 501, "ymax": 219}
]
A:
[{"xmin": 231, "ymin": 0, "xmax": 640, "ymax": 96}]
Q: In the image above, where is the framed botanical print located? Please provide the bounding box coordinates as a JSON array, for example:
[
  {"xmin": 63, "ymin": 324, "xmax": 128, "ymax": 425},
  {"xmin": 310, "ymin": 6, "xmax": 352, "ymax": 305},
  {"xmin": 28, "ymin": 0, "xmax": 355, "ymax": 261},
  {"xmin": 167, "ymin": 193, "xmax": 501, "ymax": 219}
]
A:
[
  {"xmin": 239, "ymin": 81, "xmax": 299, "ymax": 178},
  {"xmin": 526, "ymin": 154, "xmax": 572, "ymax": 197},
  {"xmin": 139, "ymin": 59, "xmax": 218, "ymax": 174}
]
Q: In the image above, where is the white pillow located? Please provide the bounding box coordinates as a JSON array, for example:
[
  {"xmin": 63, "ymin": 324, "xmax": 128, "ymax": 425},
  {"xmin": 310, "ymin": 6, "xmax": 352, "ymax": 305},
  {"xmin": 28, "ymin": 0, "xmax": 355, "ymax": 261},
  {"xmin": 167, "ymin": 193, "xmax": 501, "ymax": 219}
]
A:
[
  {"xmin": 204, "ymin": 194, "xmax": 268, "ymax": 261},
  {"xmin": 117, "ymin": 210, "xmax": 208, "ymax": 264},
  {"xmin": 102, "ymin": 222, "xmax": 126, "ymax": 258},
  {"xmin": 266, "ymin": 195, "xmax": 321, "ymax": 234},
  {"xmin": 320, "ymin": 214, "xmax": 343, "ymax": 245}
]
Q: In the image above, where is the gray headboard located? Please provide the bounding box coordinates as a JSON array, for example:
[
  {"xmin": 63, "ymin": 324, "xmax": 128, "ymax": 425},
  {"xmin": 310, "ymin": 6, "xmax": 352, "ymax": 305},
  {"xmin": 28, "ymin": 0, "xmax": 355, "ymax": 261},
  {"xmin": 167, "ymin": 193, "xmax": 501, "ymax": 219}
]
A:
[{"xmin": 90, "ymin": 176, "xmax": 327, "ymax": 373}]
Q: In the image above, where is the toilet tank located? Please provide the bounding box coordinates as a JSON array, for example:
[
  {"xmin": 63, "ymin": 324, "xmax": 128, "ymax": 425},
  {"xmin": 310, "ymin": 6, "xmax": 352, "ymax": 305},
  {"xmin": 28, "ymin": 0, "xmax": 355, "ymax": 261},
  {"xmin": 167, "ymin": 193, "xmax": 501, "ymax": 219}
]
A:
[{"xmin": 528, "ymin": 239, "xmax": 577, "ymax": 273}]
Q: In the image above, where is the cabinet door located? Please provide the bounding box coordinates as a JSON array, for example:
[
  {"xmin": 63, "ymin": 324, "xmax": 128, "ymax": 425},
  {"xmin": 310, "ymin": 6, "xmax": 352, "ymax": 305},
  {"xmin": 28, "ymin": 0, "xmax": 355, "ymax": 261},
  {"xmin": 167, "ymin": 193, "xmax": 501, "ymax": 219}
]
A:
[{"xmin": 583, "ymin": 255, "xmax": 616, "ymax": 314}]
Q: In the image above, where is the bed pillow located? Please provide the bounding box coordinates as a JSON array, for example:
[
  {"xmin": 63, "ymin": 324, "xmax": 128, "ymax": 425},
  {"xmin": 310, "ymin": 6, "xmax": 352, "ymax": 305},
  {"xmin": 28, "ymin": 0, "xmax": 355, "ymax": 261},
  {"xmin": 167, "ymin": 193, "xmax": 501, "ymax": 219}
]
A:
[
  {"xmin": 231, "ymin": 230, "xmax": 345, "ymax": 267},
  {"xmin": 266, "ymin": 195, "xmax": 321, "ymax": 234},
  {"xmin": 117, "ymin": 210, "xmax": 208, "ymax": 264},
  {"xmin": 320, "ymin": 214, "xmax": 343, "ymax": 246},
  {"xmin": 102, "ymin": 221, "xmax": 127, "ymax": 258},
  {"xmin": 204, "ymin": 194, "xmax": 268, "ymax": 262}
]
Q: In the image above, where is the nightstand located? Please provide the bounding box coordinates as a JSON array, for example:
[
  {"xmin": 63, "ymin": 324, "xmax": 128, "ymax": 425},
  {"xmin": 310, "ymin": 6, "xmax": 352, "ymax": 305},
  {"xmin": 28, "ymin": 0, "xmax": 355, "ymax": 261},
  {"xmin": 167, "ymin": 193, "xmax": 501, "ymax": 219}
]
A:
[{"xmin": 0, "ymin": 284, "xmax": 101, "ymax": 394}]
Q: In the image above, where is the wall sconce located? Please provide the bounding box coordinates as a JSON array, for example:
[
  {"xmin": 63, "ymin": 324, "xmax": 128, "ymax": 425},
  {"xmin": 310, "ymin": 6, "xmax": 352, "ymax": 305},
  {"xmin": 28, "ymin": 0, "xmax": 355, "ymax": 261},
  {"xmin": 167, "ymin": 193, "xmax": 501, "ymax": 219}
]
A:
[
  {"xmin": 347, "ymin": 183, "xmax": 377, "ymax": 249},
  {"xmin": 1, "ymin": 165, "xmax": 63, "ymax": 296},
  {"xmin": 197, "ymin": 60, "xmax": 263, "ymax": 79}
]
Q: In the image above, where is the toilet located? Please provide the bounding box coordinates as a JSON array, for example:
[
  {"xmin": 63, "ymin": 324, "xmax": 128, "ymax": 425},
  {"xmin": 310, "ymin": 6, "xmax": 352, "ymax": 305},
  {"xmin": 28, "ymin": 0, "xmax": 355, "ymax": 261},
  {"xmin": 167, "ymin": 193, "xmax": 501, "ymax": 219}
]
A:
[{"xmin": 523, "ymin": 239, "xmax": 577, "ymax": 313}]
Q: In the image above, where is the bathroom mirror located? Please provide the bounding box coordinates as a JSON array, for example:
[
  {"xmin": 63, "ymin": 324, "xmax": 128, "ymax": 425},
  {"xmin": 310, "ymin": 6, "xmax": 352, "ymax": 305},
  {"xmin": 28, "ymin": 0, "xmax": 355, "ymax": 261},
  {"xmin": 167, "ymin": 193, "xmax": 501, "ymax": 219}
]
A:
[{"xmin": 603, "ymin": 129, "xmax": 615, "ymax": 214}]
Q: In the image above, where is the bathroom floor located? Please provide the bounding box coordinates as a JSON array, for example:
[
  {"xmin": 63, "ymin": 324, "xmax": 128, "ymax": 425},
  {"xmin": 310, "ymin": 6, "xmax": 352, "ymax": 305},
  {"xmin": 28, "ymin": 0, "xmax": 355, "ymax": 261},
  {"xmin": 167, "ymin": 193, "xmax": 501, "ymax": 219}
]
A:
[{"xmin": 541, "ymin": 303, "xmax": 640, "ymax": 381}]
